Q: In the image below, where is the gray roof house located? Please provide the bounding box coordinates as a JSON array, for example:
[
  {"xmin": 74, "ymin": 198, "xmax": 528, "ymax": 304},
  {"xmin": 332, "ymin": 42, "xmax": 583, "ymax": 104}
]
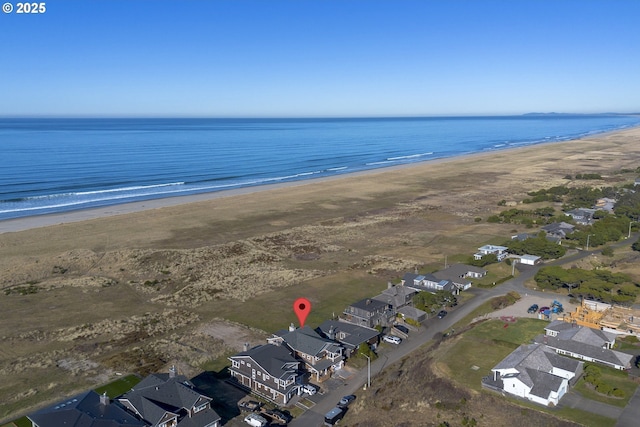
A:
[
  {"xmin": 541, "ymin": 222, "xmax": 575, "ymax": 240},
  {"xmin": 485, "ymin": 343, "xmax": 582, "ymax": 406},
  {"xmin": 316, "ymin": 320, "xmax": 380, "ymax": 357},
  {"xmin": 534, "ymin": 320, "xmax": 634, "ymax": 370},
  {"xmin": 373, "ymin": 283, "xmax": 417, "ymax": 311},
  {"xmin": 401, "ymin": 272, "xmax": 457, "ymax": 294},
  {"xmin": 229, "ymin": 344, "xmax": 302, "ymax": 405},
  {"xmin": 268, "ymin": 325, "xmax": 344, "ymax": 381},
  {"xmin": 117, "ymin": 367, "xmax": 221, "ymax": 427},
  {"xmin": 565, "ymin": 208, "xmax": 596, "ymax": 225},
  {"xmin": 342, "ymin": 298, "xmax": 393, "ymax": 328},
  {"xmin": 474, "ymin": 244, "xmax": 509, "ymax": 261},
  {"xmin": 433, "ymin": 263, "xmax": 486, "ymax": 290},
  {"xmin": 28, "ymin": 390, "xmax": 146, "ymax": 427}
]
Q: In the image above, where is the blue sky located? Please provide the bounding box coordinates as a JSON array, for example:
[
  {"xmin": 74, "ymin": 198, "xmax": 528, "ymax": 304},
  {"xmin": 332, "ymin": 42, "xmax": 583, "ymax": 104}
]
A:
[{"xmin": 1, "ymin": 0, "xmax": 639, "ymax": 117}]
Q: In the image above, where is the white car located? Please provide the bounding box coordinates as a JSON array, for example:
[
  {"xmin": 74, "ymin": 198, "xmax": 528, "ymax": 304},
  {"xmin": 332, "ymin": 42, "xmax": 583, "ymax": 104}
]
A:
[
  {"xmin": 383, "ymin": 335, "xmax": 402, "ymax": 344},
  {"xmin": 301, "ymin": 383, "xmax": 318, "ymax": 395},
  {"xmin": 244, "ymin": 413, "xmax": 268, "ymax": 427}
]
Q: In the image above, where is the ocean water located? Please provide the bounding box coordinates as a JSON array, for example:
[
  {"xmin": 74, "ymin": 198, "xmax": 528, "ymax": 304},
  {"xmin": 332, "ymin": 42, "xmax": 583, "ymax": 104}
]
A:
[{"xmin": 1, "ymin": 115, "xmax": 639, "ymax": 221}]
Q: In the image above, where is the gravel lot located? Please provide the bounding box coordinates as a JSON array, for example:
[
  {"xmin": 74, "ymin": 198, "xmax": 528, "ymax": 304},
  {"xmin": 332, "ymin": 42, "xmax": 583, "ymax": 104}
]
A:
[{"xmin": 480, "ymin": 293, "xmax": 577, "ymax": 322}]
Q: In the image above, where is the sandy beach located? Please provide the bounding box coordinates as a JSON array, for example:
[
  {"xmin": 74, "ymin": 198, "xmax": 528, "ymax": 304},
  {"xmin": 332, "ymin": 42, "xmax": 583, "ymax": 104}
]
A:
[
  {"xmin": 1, "ymin": 125, "xmax": 639, "ymax": 422},
  {"xmin": 2, "ymin": 125, "xmax": 639, "ymax": 236}
]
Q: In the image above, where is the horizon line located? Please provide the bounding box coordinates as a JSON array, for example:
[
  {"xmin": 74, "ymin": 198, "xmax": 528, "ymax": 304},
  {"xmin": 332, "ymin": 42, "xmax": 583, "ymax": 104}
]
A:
[{"xmin": 1, "ymin": 112, "xmax": 639, "ymax": 120}]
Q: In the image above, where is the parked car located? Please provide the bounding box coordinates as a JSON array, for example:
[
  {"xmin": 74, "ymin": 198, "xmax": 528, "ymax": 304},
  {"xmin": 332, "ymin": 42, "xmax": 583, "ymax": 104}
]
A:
[
  {"xmin": 383, "ymin": 335, "xmax": 402, "ymax": 344},
  {"xmin": 437, "ymin": 310, "xmax": 448, "ymax": 318},
  {"xmin": 527, "ymin": 304, "xmax": 539, "ymax": 313},
  {"xmin": 264, "ymin": 409, "xmax": 292, "ymax": 425},
  {"xmin": 244, "ymin": 413, "xmax": 268, "ymax": 427},
  {"xmin": 301, "ymin": 383, "xmax": 318, "ymax": 395},
  {"xmin": 238, "ymin": 400, "xmax": 262, "ymax": 412},
  {"xmin": 394, "ymin": 324, "xmax": 409, "ymax": 334},
  {"xmin": 338, "ymin": 394, "xmax": 356, "ymax": 408},
  {"xmin": 538, "ymin": 306, "xmax": 550, "ymax": 313}
]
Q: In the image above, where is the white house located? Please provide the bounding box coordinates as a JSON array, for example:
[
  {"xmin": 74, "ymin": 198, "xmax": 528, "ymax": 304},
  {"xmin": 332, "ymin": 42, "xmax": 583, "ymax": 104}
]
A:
[
  {"xmin": 487, "ymin": 343, "xmax": 582, "ymax": 406},
  {"xmin": 474, "ymin": 245, "xmax": 508, "ymax": 261}
]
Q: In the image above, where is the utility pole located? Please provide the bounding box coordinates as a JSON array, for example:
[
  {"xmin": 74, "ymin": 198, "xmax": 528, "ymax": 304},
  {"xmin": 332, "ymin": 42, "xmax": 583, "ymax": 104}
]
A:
[{"xmin": 363, "ymin": 354, "xmax": 371, "ymax": 389}]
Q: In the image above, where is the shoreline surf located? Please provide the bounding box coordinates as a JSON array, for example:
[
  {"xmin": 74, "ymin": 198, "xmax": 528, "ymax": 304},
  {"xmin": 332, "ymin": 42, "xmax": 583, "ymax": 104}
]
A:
[{"xmin": 2, "ymin": 123, "xmax": 639, "ymax": 234}]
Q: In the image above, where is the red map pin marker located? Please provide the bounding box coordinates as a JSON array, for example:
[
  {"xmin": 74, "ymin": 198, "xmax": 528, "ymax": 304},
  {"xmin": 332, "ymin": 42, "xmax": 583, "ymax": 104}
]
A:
[{"xmin": 293, "ymin": 297, "xmax": 311, "ymax": 328}]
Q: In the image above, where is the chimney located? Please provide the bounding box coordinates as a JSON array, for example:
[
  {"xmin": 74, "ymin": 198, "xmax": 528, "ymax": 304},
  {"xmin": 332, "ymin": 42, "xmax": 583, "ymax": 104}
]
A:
[
  {"xmin": 289, "ymin": 323, "xmax": 296, "ymax": 332},
  {"xmin": 99, "ymin": 391, "xmax": 109, "ymax": 406},
  {"xmin": 366, "ymin": 299, "xmax": 371, "ymax": 305},
  {"xmin": 243, "ymin": 342, "xmax": 250, "ymax": 351},
  {"xmin": 387, "ymin": 281, "xmax": 393, "ymax": 289},
  {"xmin": 328, "ymin": 326, "xmax": 335, "ymax": 340},
  {"xmin": 169, "ymin": 365, "xmax": 177, "ymax": 378}
]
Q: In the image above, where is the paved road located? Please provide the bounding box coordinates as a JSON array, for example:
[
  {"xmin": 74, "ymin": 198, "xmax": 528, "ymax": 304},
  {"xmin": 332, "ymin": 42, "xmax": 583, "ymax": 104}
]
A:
[{"xmin": 289, "ymin": 234, "xmax": 640, "ymax": 426}]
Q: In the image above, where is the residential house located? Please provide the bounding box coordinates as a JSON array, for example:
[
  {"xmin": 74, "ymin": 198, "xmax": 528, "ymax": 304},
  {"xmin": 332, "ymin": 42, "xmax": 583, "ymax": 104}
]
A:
[
  {"xmin": 484, "ymin": 343, "xmax": 582, "ymax": 406},
  {"xmin": 316, "ymin": 320, "xmax": 380, "ymax": 357},
  {"xmin": 373, "ymin": 283, "xmax": 417, "ymax": 311},
  {"xmin": 28, "ymin": 390, "xmax": 146, "ymax": 427},
  {"xmin": 268, "ymin": 325, "xmax": 344, "ymax": 381},
  {"xmin": 229, "ymin": 344, "xmax": 302, "ymax": 406},
  {"xmin": 474, "ymin": 245, "xmax": 508, "ymax": 261},
  {"xmin": 433, "ymin": 263, "xmax": 486, "ymax": 290},
  {"xmin": 342, "ymin": 298, "xmax": 393, "ymax": 328},
  {"xmin": 117, "ymin": 366, "xmax": 221, "ymax": 427},
  {"xmin": 534, "ymin": 320, "xmax": 633, "ymax": 370},
  {"xmin": 541, "ymin": 222, "xmax": 575, "ymax": 241},
  {"xmin": 565, "ymin": 208, "xmax": 596, "ymax": 225},
  {"xmin": 595, "ymin": 197, "xmax": 616, "ymax": 212},
  {"xmin": 401, "ymin": 272, "xmax": 457, "ymax": 294}
]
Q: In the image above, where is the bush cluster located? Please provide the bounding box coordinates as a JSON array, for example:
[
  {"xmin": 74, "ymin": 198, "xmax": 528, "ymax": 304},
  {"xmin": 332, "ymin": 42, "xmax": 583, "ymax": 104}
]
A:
[{"xmin": 583, "ymin": 365, "xmax": 625, "ymax": 398}]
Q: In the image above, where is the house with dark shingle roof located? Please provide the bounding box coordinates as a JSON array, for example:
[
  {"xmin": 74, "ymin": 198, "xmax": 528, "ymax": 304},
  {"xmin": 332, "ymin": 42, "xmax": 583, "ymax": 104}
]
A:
[
  {"xmin": 565, "ymin": 208, "xmax": 596, "ymax": 225},
  {"xmin": 117, "ymin": 366, "xmax": 220, "ymax": 427},
  {"xmin": 534, "ymin": 320, "xmax": 634, "ymax": 370},
  {"xmin": 268, "ymin": 325, "xmax": 344, "ymax": 381},
  {"xmin": 401, "ymin": 272, "xmax": 457, "ymax": 294},
  {"xmin": 541, "ymin": 221, "xmax": 575, "ymax": 240},
  {"xmin": 485, "ymin": 343, "xmax": 582, "ymax": 406},
  {"xmin": 28, "ymin": 390, "xmax": 146, "ymax": 427},
  {"xmin": 228, "ymin": 344, "xmax": 302, "ymax": 405},
  {"xmin": 342, "ymin": 298, "xmax": 393, "ymax": 328},
  {"xmin": 316, "ymin": 320, "xmax": 380, "ymax": 357},
  {"xmin": 433, "ymin": 263, "xmax": 486, "ymax": 290}
]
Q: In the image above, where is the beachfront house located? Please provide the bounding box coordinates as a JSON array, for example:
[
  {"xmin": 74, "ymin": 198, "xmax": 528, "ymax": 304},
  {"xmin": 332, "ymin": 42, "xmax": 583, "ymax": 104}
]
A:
[
  {"xmin": 28, "ymin": 390, "xmax": 146, "ymax": 427},
  {"xmin": 342, "ymin": 298, "xmax": 393, "ymax": 328},
  {"xmin": 117, "ymin": 366, "xmax": 221, "ymax": 427},
  {"xmin": 401, "ymin": 272, "xmax": 457, "ymax": 294},
  {"xmin": 268, "ymin": 324, "xmax": 344, "ymax": 381},
  {"xmin": 229, "ymin": 344, "xmax": 302, "ymax": 405},
  {"xmin": 474, "ymin": 244, "xmax": 509, "ymax": 261},
  {"xmin": 316, "ymin": 320, "xmax": 380, "ymax": 357},
  {"xmin": 373, "ymin": 283, "xmax": 417, "ymax": 311},
  {"xmin": 433, "ymin": 263, "xmax": 486, "ymax": 290},
  {"xmin": 484, "ymin": 343, "xmax": 582, "ymax": 407}
]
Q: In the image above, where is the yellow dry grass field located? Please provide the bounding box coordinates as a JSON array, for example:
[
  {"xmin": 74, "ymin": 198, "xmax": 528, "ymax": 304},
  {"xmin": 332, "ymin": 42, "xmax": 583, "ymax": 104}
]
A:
[{"xmin": 1, "ymin": 127, "xmax": 640, "ymax": 421}]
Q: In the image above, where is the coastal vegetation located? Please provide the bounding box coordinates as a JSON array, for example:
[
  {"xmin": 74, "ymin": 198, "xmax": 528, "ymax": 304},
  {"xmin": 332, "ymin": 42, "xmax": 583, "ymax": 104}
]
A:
[{"xmin": 534, "ymin": 266, "xmax": 638, "ymax": 304}]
